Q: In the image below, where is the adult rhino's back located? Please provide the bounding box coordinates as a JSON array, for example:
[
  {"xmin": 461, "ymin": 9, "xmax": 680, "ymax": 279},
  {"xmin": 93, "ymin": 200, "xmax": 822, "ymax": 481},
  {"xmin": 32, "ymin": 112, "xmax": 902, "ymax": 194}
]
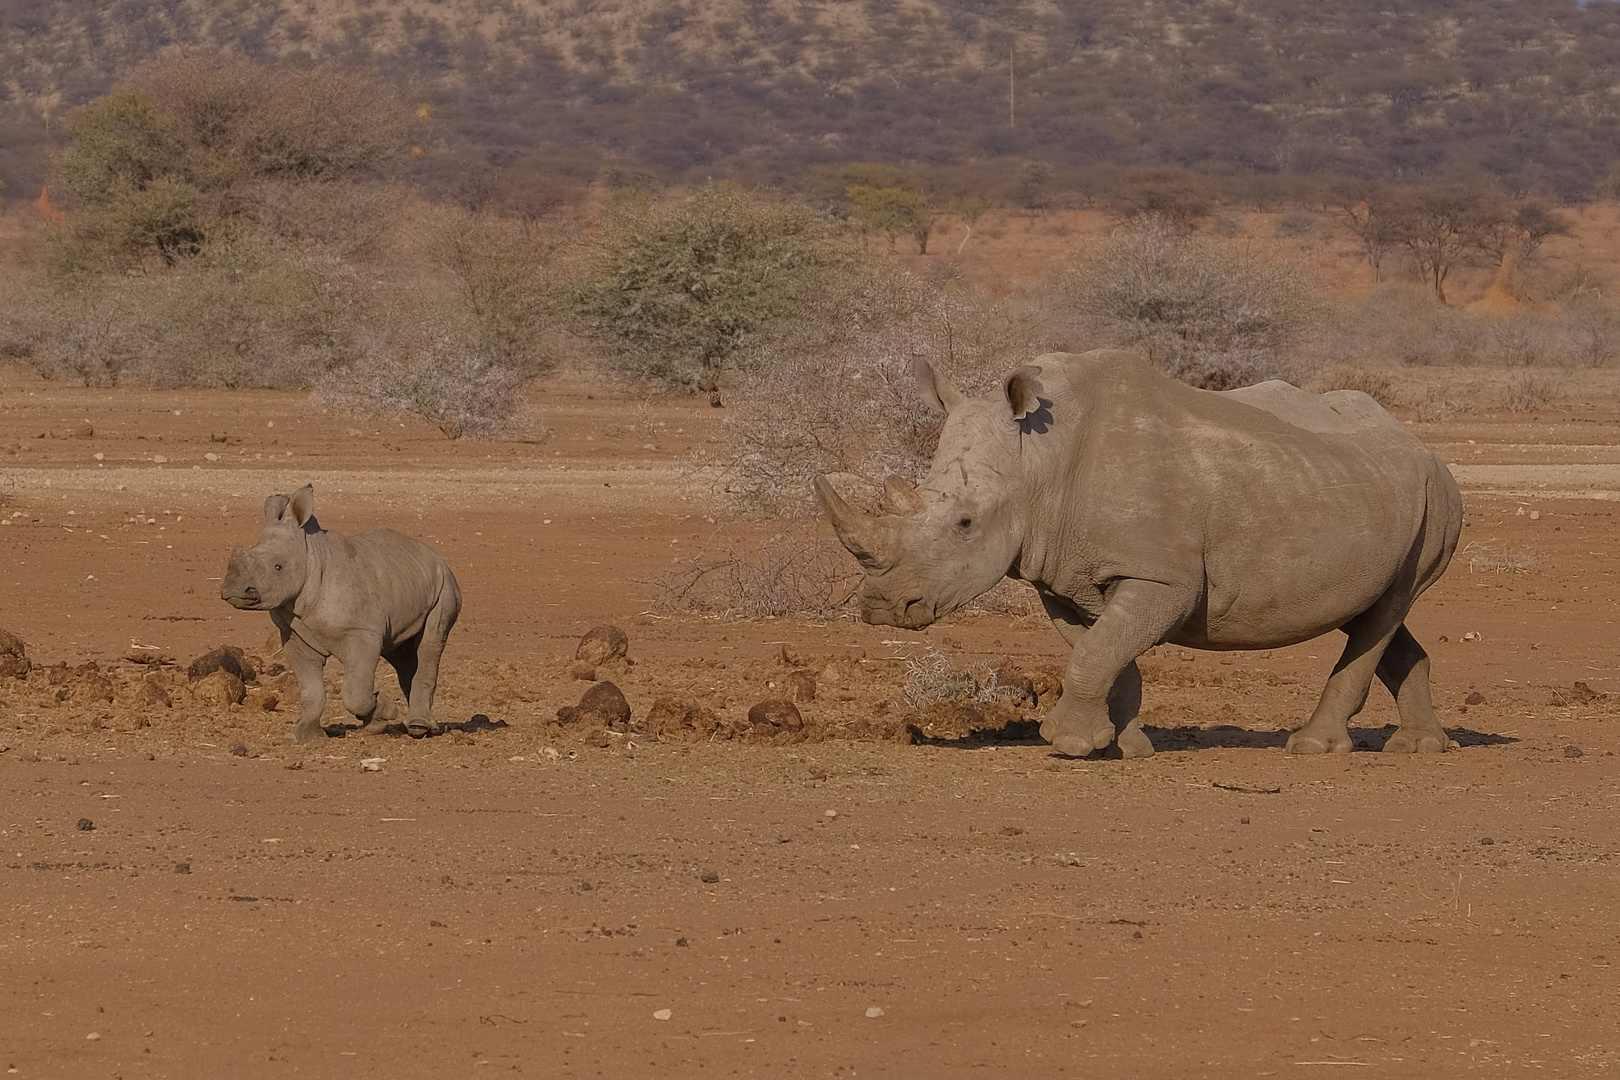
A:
[{"xmin": 1034, "ymin": 353, "xmax": 1463, "ymax": 649}]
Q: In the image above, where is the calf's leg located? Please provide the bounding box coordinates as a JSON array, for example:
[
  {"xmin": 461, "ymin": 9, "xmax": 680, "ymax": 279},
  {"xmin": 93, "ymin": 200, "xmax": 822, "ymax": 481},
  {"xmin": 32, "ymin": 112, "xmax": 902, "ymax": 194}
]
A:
[
  {"xmin": 280, "ymin": 631, "xmax": 330, "ymax": 744},
  {"xmin": 1377, "ymin": 624, "xmax": 1449, "ymax": 754},
  {"xmin": 403, "ymin": 586, "xmax": 461, "ymax": 737},
  {"xmin": 338, "ymin": 634, "xmax": 398, "ymax": 734}
]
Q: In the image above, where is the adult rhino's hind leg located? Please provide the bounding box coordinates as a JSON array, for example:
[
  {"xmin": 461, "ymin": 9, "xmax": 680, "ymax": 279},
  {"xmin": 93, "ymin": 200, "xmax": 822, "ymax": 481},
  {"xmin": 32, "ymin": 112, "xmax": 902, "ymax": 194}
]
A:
[
  {"xmin": 403, "ymin": 584, "xmax": 461, "ymax": 738},
  {"xmin": 1287, "ymin": 605, "xmax": 1403, "ymax": 755},
  {"xmin": 1377, "ymin": 625, "xmax": 1450, "ymax": 754}
]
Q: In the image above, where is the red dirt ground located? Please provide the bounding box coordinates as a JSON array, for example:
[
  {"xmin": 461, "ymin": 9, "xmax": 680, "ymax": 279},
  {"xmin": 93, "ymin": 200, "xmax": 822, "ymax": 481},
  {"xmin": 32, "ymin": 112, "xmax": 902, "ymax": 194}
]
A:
[{"xmin": 2, "ymin": 370, "xmax": 1618, "ymax": 1077}]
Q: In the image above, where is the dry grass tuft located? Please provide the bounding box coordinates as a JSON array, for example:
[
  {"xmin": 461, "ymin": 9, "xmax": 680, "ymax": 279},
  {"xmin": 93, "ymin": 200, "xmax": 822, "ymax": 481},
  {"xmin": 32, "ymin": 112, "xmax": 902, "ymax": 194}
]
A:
[{"xmin": 1464, "ymin": 539, "xmax": 1537, "ymax": 574}]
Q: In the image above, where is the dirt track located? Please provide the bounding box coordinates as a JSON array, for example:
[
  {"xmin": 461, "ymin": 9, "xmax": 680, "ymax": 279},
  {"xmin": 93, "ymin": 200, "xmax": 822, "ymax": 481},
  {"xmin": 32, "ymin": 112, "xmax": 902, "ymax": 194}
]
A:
[{"xmin": 2, "ymin": 371, "xmax": 1619, "ymax": 1077}]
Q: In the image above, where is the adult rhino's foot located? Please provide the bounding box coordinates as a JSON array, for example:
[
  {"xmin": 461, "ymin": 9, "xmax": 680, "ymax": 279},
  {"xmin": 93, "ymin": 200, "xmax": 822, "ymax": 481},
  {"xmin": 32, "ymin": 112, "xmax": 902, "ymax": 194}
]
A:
[
  {"xmin": 406, "ymin": 717, "xmax": 441, "ymax": 739},
  {"xmin": 1382, "ymin": 724, "xmax": 1449, "ymax": 754},
  {"xmin": 1042, "ymin": 698, "xmax": 1115, "ymax": 758},
  {"xmin": 1285, "ymin": 723, "xmax": 1353, "ymax": 755},
  {"xmin": 1107, "ymin": 719, "xmax": 1155, "ymax": 760}
]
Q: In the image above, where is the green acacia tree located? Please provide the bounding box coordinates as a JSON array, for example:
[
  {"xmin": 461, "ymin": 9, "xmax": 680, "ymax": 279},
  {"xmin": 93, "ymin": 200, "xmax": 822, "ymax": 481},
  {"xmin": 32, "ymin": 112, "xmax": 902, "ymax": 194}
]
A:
[
  {"xmin": 575, "ymin": 182, "xmax": 852, "ymax": 390},
  {"xmin": 847, "ymin": 185, "xmax": 934, "ymax": 253}
]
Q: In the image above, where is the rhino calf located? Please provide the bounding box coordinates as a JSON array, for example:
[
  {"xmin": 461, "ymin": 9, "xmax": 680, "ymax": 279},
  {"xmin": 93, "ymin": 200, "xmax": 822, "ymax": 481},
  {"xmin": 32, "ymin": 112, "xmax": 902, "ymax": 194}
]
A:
[{"xmin": 220, "ymin": 485, "xmax": 462, "ymax": 743}]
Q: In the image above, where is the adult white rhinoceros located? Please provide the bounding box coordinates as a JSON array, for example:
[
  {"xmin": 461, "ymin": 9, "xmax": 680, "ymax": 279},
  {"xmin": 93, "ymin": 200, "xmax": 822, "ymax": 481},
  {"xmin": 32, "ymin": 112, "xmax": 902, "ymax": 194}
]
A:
[{"xmin": 816, "ymin": 350, "xmax": 1463, "ymax": 759}]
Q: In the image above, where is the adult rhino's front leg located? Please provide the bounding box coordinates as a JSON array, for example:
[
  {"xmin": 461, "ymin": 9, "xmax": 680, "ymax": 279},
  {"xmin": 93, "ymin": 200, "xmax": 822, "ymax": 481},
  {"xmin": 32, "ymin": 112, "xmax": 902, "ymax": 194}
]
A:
[
  {"xmin": 1042, "ymin": 579, "xmax": 1190, "ymax": 758},
  {"xmin": 1037, "ymin": 589, "xmax": 1153, "ymax": 759}
]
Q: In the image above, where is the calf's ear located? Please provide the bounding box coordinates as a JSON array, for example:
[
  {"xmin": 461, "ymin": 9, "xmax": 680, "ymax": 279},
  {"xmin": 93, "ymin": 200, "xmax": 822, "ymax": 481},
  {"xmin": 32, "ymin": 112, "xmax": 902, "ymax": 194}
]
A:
[
  {"xmin": 288, "ymin": 485, "xmax": 316, "ymax": 529},
  {"xmin": 913, "ymin": 357, "xmax": 964, "ymax": 416}
]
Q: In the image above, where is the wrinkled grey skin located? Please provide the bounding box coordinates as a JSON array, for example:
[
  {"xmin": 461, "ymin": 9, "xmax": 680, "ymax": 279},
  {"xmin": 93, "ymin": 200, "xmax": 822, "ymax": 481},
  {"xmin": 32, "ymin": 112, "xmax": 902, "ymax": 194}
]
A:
[
  {"xmin": 220, "ymin": 485, "xmax": 463, "ymax": 744},
  {"xmin": 817, "ymin": 350, "xmax": 1463, "ymax": 759}
]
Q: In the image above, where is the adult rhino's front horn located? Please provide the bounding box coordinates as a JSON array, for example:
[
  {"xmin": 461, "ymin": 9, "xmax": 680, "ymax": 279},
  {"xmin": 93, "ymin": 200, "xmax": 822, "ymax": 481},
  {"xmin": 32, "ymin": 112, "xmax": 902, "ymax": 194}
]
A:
[{"xmin": 814, "ymin": 475, "xmax": 904, "ymax": 570}]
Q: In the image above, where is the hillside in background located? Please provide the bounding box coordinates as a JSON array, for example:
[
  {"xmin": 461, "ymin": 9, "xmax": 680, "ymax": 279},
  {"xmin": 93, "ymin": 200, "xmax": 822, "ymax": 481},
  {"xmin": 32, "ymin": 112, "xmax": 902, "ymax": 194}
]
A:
[{"xmin": 6, "ymin": 0, "xmax": 1620, "ymax": 205}]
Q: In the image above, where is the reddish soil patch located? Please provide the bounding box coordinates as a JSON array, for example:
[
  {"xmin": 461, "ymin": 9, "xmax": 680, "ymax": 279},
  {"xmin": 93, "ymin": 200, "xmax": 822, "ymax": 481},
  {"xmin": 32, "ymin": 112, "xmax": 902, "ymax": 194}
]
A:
[{"xmin": 2, "ymin": 370, "xmax": 1618, "ymax": 1076}]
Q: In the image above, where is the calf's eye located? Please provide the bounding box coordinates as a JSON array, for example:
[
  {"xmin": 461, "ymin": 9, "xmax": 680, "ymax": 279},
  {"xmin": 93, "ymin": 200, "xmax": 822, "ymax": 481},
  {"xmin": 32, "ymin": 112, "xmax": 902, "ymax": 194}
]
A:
[
  {"xmin": 274, "ymin": 563, "xmax": 283, "ymax": 571},
  {"xmin": 958, "ymin": 517, "xmax": 972, "ymax": 530}
]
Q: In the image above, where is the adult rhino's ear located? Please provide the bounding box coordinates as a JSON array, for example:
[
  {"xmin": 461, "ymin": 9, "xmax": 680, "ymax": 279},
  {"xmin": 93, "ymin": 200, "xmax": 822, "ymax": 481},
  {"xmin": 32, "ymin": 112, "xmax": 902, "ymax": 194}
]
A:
[
  {"xmin": 264, "ymin": 494, "xmax": 290, "ymax": 524},
  {"xmin": 288, "ymin": 485, "xmax": 316, "ymax": 529},
  {"xmin": 1004, "ymin": 366, "xmax": 1045, "ymax": 421},
  {"xmin": 913, "ymin": 356, "xmax": 964, "ymax": 416}
]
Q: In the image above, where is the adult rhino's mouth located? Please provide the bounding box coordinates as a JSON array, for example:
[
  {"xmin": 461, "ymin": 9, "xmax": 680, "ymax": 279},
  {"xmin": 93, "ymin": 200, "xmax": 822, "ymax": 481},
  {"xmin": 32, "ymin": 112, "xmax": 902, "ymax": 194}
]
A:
[{"xmin": 861, "ymin": 594, "xmax": 937, "ymax": 630}]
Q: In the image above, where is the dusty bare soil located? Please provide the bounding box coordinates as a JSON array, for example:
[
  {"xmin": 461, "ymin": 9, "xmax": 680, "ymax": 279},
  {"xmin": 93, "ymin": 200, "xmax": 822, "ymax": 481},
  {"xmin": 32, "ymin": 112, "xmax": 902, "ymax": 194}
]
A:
[{"xmin": 2, "ymin": 369, "xmax": 1619, "ymax": 1078}]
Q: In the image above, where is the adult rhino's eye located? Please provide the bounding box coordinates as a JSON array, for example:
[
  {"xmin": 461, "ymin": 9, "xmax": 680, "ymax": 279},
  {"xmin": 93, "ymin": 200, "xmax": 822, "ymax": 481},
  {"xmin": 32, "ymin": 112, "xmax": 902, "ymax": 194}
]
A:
[
  {"xmin": 274, "ymin": 563, "xmax": 282, "ymax": 571},
  {"xmin": 958, "ymin": 517, "xmax": 973, "ymax": 530}
]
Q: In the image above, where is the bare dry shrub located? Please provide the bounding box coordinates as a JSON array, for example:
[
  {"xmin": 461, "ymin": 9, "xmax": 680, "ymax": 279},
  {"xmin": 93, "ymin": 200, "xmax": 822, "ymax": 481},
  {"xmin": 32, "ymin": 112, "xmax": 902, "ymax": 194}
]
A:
[
  {"xmin": 1059, "ymin": 220, "xmax": 1323, "ymax": 389},
  {"xmin": 1307, "ymin": 367, "xmax": 1400, "ymax": 408},
  {"xmin": 416, "ymin": 205, "xmax": 577, "ymax": 380},
  {"xmin": 311, "ymin": 206, "xmax": 575, "ymax": 438},
  {"xmin": 1464, "ymin": 540, "xmax": 1536, "ymax": 574},
  {"xmin": 312, "ymin": 292, "xmax": 541, "ymax": 441},
  {"xmin": 17, "ymin": 285, "xmax": 143, "ymax": 386},
  {"xmin": 1331, "ymin": 285, "xmax": 1620, "ymax": 369},
  {"xmin": 242, "ymin": 180, "xmax": 407, "ymax": 261},
  {"xmin": 1412, "ymin": 386, "xmax": 1467, "ymax": 422},
  {"xmin": 21, "ymin": 228, "xmax": 334, "ymax": 389},
  {"xmin": 1502, "ymin": 371, "xmax": 1558, "ymax": 412},
  {"xmin": 1332, "ymin": 286, "xmax": 1482, "ymax": 366},
  {"xmin": 721, "ymin": 269, "xmax": 1060, "ymax": 508},
  {"xmin": 654, "ymin": 534, "xmax": 857, "ymax": 619}
]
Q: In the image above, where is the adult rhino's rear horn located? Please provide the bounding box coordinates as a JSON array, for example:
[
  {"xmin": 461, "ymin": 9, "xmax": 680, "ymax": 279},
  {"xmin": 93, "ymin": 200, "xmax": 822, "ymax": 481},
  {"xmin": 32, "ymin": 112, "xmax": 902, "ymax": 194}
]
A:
[
  {"xmin": 881, "ymin": 473, "xmax": 926, "ymax": 516},
  {"xmin": 814, "ymin": 475, "xmax": 899, "ymax": 570}
]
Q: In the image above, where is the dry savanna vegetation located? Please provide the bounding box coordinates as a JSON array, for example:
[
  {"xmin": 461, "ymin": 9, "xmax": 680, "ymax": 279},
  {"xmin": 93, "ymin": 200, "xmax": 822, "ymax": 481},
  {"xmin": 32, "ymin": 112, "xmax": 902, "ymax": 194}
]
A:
[{"xmin": 4, "ymin": 23, "xmax": 1620, "ymax": 1080}]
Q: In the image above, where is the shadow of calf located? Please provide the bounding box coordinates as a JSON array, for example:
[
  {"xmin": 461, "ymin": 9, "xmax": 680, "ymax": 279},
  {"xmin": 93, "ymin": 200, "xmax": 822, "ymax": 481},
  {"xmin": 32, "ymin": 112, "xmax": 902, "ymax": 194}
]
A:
[{"xmin": 323, "ymin": 714, "xmax": 510, "ymax": 739}]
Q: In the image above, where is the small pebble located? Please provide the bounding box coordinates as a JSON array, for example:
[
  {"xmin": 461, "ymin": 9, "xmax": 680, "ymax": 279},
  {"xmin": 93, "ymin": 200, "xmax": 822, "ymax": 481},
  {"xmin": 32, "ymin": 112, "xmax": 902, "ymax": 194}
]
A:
[
  {"xmin": 1564, "ymin": 745, "xmax": 1585, "ymax": 758},
  {"xmin": 1465, "ymin": 691, "xmax": 1486, "ymax": 705},
  {"xmin": 653, "ymin": 1008, "xmax": 672, "ymax": 1021},
  {"xmin": 359, "ymin": 757, "xmax": 385, "ymax": 772},
  {"xmin": 86, "ymin": 1032, "xmax": 100, "ymax": 1041},
  {"xmin": 1240, "ymin": 816, "xmax": 1251, "ymax": 825},
  {"xmin": 823, "ymin": 809, "xmax": 838, "ymax": 820},
  {"xmin": 864, "ymin": 1007, "xmax": 884, "ymax": 1019},
  {"xmin": 77, "ymin": 818, "xmax": 94, "ymax": 831},
  {"xmin": 699, "ymin": 870, "xmax": 720, "ymax": 884},
  {"xmin": 1480, "ymin": 837, "xmax": 1495, "ymax": 845},
  {"xmin": 174, "ymin": 862, "xmax": 191, "ymax": 874},
  {"xmin": 229, "ymin": 744, "xmax": 248, "ymax": 757}
]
